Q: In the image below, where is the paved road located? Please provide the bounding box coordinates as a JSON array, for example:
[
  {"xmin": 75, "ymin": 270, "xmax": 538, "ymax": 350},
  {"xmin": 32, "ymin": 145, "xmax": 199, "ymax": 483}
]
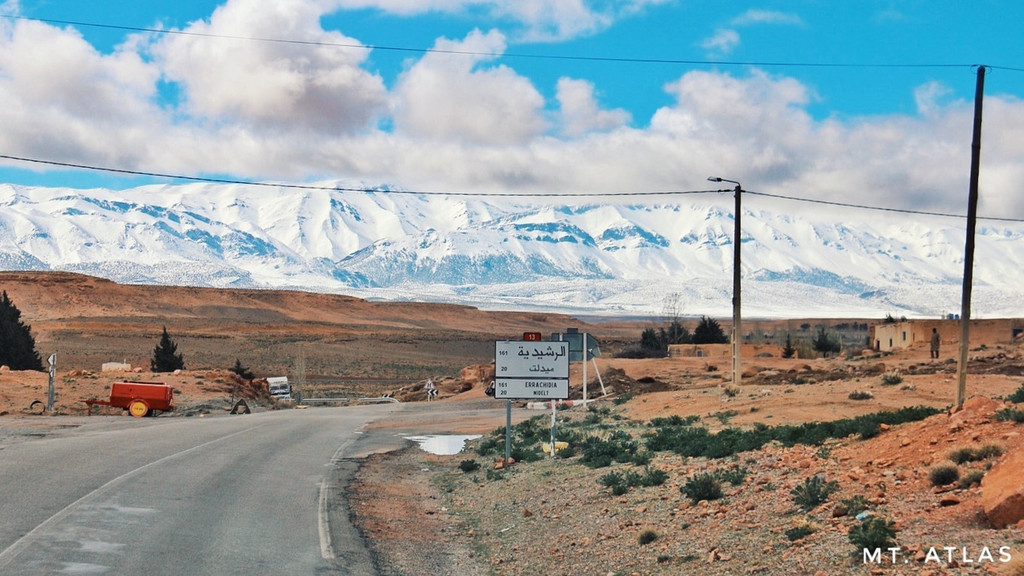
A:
[{"xmin": 0, "ymin": 407, "xmax": 401, "ymax": 575}]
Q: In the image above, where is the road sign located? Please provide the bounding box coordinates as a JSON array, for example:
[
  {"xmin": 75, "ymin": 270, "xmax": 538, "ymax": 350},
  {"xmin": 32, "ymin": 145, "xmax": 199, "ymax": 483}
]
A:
[
  {"xmin": 494, "ymin": 341, "xmax": 569, "ymax": 400},
  {"xmin": 495, "ymin": 341, "xmax": 569, "ymax": 379},
  {"xmin": 493, "ymin": 378, "xmax": 569, "ymax": 399}
]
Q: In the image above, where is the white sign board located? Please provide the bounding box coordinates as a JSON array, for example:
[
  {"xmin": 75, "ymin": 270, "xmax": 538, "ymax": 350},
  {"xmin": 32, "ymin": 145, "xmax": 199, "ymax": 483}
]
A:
[
  {"xmin": 494, "ymin": 341, "xmax": 569, "ymax": 400},
  {"xmin": 494, "ymin": 378, "xmax": 569, "ymax": 399},
  {"xmin": 495, "ymin": 341, "xmax": 570, "ymax": 378}
]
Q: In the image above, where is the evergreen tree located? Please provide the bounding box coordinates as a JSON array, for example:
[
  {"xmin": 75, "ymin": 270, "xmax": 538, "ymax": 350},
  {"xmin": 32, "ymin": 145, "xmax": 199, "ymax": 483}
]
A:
[
  {"xmin": 151, "ymin": 326, "xmax": 185, "ymax": 372},
  {"xmin": 812, "ymin": 326, "xmax": 841, "ymax": 357},
  {"xmin": 661, "ymin": 320, "xmax": 691, "ymax": 345},
  {"xmin": 229, "ymin": 358, "xmax": 254, "ymax": 380},
  {"xmin": 639, "ymin": 328, "xmax": 666, "ymax": 357},
  {"xmin": 692, "ymin": 316, "xmax": 728, "ymax": 344},
  {"xmin": 782, "ymin": 333, "xmax": 796, "ymax": 359},
  {"xmin": 0, "ymin": 291, "xmax": 44, "ymax": 371}
]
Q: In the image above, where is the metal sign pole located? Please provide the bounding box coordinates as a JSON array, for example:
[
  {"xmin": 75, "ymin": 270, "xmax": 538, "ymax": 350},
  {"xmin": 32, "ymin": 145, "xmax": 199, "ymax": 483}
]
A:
[
  {"xmin": 505, "ymin": 399, "xmax": 512, "ymax": 463},
  {"xmin": 550, "ymin": 400, "xmax": 557, "ymax": 457},
  {"xmin": 582, "ymin": 333, "xmax": 588, "ymax": 405}
]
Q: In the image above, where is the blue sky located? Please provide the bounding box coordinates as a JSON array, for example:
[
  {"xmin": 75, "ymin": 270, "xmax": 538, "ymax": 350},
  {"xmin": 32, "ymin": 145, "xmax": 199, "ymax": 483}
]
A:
[{"xmin": 1, "ymin": 0, "xmax": 1023, "ymax": 218}]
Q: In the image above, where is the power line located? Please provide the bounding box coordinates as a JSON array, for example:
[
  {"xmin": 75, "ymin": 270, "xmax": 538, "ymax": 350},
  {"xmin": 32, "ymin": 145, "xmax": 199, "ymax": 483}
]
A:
[
  {"xmin": 3, "ymin": 153, "xmax": 1022, "ymax": 223},
  {"xmin": 2, "ymin": 15, "xmax": 1004, "ymax": 71},
  {"xmin": 0, "ymin": 154, "xmax": 707, "ymax": 197},
  {"xmin": 744, "ymin": 190, "xmax": 1024, "ymax": 223}
]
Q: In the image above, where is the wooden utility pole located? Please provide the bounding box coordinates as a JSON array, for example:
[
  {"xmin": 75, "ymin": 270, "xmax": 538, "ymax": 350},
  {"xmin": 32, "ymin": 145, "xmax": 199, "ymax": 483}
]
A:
[
  {"xmin": 708, "ymin": 177, "xmax": 743, "ymax": 388},
  {"xmin": 732, "ymin": 181, "xmax": 742, "ymax": 389},
  {"xmin": 956, "ymin": 65, "xmax": 986, "ymax": 409}
]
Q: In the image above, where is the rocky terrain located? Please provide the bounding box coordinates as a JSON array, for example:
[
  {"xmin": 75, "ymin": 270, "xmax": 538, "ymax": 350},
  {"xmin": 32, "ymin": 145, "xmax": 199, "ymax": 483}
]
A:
[
  {"xmin": 2, "ymin": 271, "xmax": 1023, "ymax": 575},
  {"xmin": 350, "ymin": 347, "xmax": 1024, "ymax": 576}
]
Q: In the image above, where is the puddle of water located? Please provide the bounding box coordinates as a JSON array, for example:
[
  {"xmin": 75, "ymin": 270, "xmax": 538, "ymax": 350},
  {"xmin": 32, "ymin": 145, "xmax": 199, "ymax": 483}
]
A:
[{"xmin": 404, "ymin": 434, "xmax": 481, "ymax": 455}]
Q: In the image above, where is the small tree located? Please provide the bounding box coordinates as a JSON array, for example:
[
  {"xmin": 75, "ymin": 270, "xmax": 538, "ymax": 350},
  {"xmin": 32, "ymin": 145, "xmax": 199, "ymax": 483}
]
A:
[
  {"xmin": 151, "ymin": 326, "xmax": 185, "ymax": 372},
  {"xmin": 661, "ymin": 320, "xmax": 690, "ymax": 346},
  {"xmin": 639, "ymin": 328, "xmax": 666, "ymax": 357},
  {"xmin": 0, "ymin": 291, "xmax": 44, "ymax": 371},
  {"xmin": 692, "ymin": 316, "xmax": 728, "ymax": 344},
  {"xmin": 229, "ymin": 358, "xmax": 255, "ymax": 380},
  {"xmin": 812, "ymin": 326, "xmax": 841, "ymax": 357},
  {"xmin": 782, "ymin": 333, "xmax": 796, "ymax": 359}
]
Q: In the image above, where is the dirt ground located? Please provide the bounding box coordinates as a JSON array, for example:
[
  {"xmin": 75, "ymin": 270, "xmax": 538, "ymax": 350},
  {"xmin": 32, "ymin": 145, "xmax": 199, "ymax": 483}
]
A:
[
  {"xmin": 349, "ymin": 346, "xmax": 1024, "ymax": 576},
  {"xmin": 3, "ymin": 271, "xmax": 1024, "ymax": 574}
]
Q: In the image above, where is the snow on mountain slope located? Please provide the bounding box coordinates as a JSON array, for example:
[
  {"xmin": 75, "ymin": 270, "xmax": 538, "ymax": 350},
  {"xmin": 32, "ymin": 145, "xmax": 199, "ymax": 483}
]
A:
[{"xmin": 0, "ymin": 182, "xmax": 1020, "ymax": 318}]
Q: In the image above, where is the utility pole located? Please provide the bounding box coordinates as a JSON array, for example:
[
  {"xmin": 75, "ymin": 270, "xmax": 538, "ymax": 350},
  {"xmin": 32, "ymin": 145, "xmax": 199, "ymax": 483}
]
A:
[
  {"xmin": 956, "ymin": 65, "xmax": 986, "ymax": 410},
  {"xmin": 708, "ymin": 177, "xmax": 743, "ymax": 388}
]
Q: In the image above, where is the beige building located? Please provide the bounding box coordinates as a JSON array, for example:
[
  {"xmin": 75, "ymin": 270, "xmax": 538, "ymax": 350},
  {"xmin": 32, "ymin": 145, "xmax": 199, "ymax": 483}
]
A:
[{"xmin": 871, "ymin": 318, "xmax": 1024, "ymax": 352}]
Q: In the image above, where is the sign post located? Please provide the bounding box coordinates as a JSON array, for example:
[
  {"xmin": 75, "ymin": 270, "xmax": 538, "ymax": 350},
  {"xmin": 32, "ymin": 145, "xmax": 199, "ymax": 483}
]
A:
[
  {"xmin": 494, "ymin": 340, "xmax": 570, "ymax": 459},
  {"xmin": 505, "ymin": 399, "xmax": 512, "ymax": 463}
]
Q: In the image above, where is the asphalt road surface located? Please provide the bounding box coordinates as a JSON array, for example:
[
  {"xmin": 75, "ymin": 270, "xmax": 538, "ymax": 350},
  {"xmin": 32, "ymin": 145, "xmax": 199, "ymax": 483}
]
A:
[{"xmin": 0, "ymin": 407, "xmax": 403, "ymax": 575}]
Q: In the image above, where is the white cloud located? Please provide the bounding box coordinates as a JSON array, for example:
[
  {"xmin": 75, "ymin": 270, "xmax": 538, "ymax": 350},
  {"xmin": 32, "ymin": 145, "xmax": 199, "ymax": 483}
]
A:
[
  {"xmin": 914, "ymin": 81, "xmax": 954, "ymax": 117},
  {"xmin": 555, "ymin": 78, "xmax": 630, "ymax": 137},
  {"xmin": 391, "ymin": 29, "xmax": 547, "ymax": 144},
  {"xmin": 700, "ymin": 28, "xmax": 740, "ymax": 55},
  {"xmin": 0, "ymin": 0, "xmax": 1022, "ymax": 224},
  {"xmin": 152, "ymin": 0, "xmax": 388, "ymax": 133},
  {"xmin": 333, "ymin": 0, "xmax": 670, "ymax": 41},
  {"xmin": 731, "ymin": 9, "xmax": 804, "ymax": 26},
  {"xmin": 0, "ymin": 16, "xmax": 167, "ymax": 165}
]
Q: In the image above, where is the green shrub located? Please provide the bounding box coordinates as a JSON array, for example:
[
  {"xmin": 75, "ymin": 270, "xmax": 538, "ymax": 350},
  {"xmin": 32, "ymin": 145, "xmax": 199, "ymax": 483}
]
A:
[
  {"xmin": 995, "ymin": 407, "xmax": 1024, "ymax": 423},
  {"xmin": 837, "ymin": 495, "xmax": 872, "ymax": 517},
  {"xmin": 928, "ymin": 464, "xmax": 960, "ymax": 487},
  {"xmin": 458, "ymin": 459, "xmax": 480, "ymax": 473},
  {"xmin": 554, "ymin": 443, "xmax": 577, "ymax": 459},
  {"xmin": 599, "ymin": 467, "xmax": 669, "ymax": 495},
  {"xmin": 644, "ymin": 407, "xmax": 940, "ymax": 460},
  {"xmin": 513, "ymin": 416, "xmax": 549, "ymax": 444},
  {"xmin": 880, "ymin": 371, "xmax": 903, "ymax": 386},
  {"xmin": 599, "ymin": 470, "xmax": 624, "ymax": 488},
  {"xmin": 976, "ymin": 444, "xmax": 1004, "ymax": 459},
  {"xmin": 638, "ymin": 467, "xmax": 669, "ymax": 487},
  {"xmin": 649, "ymin": 414, "xmax": 700, "ymax": 427},
  {"xmin": 613, "ymin": 392, "xmax": 635, "ymax": 405},
  {"xmin": 848, "ymin": 390, "xmax": 873, "ymax": 401},
  {"xmin": 785, "ymin": 524, "xmax": 815, "ymax": 542},
  {"xmin": 713, "ymin": 410, "xmax": 738, "ymax": 424},
  {"xmin": 949, "ymin": 444, "xmax": 1003, "ymax": 464},
  {"xmin": 1006, "ymin": 382, "xmax": 1024, "ymax": 403},
  {"xmin": 638, "ymin": 530, "xmax": 659, "ymax": 545},
  {"xmin": 579, "ymin": 430, "xmax": 643, "ymax": 468},
  {"xmin": 511, "ymin": 445, "xmax": 543, "ymax": 463},
  {"xmin": 475, "ymin": 436, "xmax": 501, "ymax": 456},
  {"xmin": 682, "ymin": 472, "xmax": 723, "ymax": 504},
  {"xmin": 958, "ymin": 469, "xmax": 986, "ymax": 489},
  {"xmin": 715, "ymin": 466, "xmax": 748, "ymax": 486},
  {"xmin": 791, "ymin": 475, "xmax": 838, "ymax": 510},
  {"xmin": 848, "ymin": 517, "xmax": 897, "ymax": 554}
]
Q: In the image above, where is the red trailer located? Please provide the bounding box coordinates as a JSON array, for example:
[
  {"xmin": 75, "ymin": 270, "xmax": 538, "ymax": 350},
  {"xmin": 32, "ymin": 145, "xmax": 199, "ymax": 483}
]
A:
[{"xmin": 85, "ymin": 381, "xmax": 175, "ymax": 417}]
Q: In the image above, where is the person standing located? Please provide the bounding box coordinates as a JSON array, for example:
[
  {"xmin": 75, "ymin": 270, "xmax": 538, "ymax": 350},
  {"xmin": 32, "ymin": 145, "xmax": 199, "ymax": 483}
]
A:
[{"xmin": 930, "ymin": 328, "xmax": 940, "ymax": 359}]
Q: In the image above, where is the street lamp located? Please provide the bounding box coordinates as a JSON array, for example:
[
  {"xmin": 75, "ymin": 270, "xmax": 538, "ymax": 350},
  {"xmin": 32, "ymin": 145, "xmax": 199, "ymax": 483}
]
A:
[{"xmin": 708, "ymin": 176, "xmax": 743, "ymax": 388}]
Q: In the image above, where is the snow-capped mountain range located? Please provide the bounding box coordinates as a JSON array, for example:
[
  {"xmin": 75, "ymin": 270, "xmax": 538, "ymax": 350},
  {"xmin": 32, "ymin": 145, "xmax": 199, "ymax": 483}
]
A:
[{"xmin": 1, "ymin": 182, "xmax": 1021, "ymax": 318}]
